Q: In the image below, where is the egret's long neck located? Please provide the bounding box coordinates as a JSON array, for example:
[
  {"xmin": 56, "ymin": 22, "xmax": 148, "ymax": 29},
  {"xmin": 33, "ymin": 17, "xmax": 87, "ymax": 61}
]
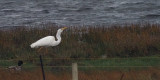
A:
[{"xmin": 56, "ymin": 30, "xmax": 62, "ymax": 43}]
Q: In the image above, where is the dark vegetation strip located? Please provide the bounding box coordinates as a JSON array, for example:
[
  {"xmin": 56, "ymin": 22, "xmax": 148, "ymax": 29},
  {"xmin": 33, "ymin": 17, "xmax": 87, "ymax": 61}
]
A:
[{"xmin": 0, "ymin": 24, "xmax": 159, "ymax": 60}]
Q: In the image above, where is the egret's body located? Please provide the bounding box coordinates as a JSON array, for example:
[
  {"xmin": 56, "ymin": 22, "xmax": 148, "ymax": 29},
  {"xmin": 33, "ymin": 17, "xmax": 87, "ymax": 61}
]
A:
[
  {"xmin": 30, "ymin": 27, "xmax": 67, "ymax": 49},
  {"xmin": 30, "ymin": 36, "xmax": 59, "ymax": 48}
]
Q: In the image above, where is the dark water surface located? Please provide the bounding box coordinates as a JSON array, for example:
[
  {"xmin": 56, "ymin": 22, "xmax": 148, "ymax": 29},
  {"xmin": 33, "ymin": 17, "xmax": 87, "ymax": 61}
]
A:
[{"xmin": 0, "ymin": 0, "xmax": 160, "ymax": 27}]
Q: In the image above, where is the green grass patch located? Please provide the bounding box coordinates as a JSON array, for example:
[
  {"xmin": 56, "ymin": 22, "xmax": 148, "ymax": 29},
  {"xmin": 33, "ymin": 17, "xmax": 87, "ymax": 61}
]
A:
[
  {"xmin": 79, "ymin": 58, "xmax": 160, "ymax": 66},
  {"xmin": 77, "ymin": 57, "xmax": 160, "ymax": 71},
  {"xmin": 0, "ymin": 60, "xmax": 16, "ymax": 67},
  {"xmin": 0, "ymin": 56, "xmax": 159, "ymax": 71}
]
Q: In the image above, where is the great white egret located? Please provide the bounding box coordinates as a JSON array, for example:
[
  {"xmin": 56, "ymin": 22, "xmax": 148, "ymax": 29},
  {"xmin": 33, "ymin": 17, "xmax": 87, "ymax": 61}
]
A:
[
  {"xmin": 30, "ymin": 27, "xmax": 67, "ymax": 49},
  {"xmin": 30, "ymin": 27, "xmax": 67, "ymax": 80}
]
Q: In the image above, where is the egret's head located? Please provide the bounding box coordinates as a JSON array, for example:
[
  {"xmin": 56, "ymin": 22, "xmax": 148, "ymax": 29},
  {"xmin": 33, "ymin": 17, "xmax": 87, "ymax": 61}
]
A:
[
  {"xmin": 61, "ymin": 27, "xmax": 68, "ymax": 30},
  {"xmin": 58, "ymin": 27, "xmax": 68, "ymax": 33}
]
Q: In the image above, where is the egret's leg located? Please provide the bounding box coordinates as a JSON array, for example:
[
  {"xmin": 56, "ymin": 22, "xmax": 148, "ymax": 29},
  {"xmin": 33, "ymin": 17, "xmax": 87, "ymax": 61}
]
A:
[
  {"xmin": 38, "ymin": 47, "xmax": 43, "ymax": 53},
  {"xmin": 45, "ymin": 48, "xmax": 48, "ymax": 55},
  {"xmin": 42, "ymin": 47, "xmax": 47, "ymax": 55},
  {"xmin": 43, "ymin": 48, "xmax": 47, "ymax": 55}
]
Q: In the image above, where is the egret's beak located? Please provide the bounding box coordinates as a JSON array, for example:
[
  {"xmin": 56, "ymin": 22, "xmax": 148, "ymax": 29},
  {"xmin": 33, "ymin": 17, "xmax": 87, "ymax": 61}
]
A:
[{"xmin": 61, "ymin": 27, "xmax": 68, "ymax": 30}]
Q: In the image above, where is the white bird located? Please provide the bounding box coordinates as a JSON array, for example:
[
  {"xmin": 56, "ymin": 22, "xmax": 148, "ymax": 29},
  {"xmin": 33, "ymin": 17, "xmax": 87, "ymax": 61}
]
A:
[{"xmin": 30, "ymin": 27, "xmax": 67, "ymax": 53}]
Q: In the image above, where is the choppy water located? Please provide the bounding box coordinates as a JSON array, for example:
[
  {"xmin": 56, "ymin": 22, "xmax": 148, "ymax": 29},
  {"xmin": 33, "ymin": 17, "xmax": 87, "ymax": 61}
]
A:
[{"xmin": 0, "ymin": 0, "xmax": 160, "ymax": 27}]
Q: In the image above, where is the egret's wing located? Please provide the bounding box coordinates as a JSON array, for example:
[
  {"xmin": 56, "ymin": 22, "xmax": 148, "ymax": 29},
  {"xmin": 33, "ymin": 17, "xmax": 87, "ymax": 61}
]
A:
[{"xmin": 31, "ymin": 36, "xmax": 55, "ymax": 48}]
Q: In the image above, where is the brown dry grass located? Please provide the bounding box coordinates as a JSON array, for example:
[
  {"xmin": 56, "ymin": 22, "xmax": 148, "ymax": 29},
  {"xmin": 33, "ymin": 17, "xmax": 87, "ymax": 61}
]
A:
[
  {"xmin": 0, "ymin": 68, "xmax": 159, "ymax": 80},
  {"xmin": 0, "ymin": 24, "xmax": 160, "ymax": 59}
]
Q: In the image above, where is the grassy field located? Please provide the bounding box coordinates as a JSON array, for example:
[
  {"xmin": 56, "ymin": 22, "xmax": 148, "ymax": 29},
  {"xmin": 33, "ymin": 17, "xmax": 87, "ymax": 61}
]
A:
[
  {"xmin": 0, "ymin": 56, "xmax": 160, "ymax": 80},
  {"xmin": 0, "ymin": 56, "xmax": 159, "ymax": 71},
  {"xmin": 0, "ymin": 24, "xmax": 160, "ymax": 80}
]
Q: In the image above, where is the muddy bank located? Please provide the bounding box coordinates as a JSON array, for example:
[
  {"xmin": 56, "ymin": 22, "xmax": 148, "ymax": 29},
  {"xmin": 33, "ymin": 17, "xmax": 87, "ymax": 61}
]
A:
[{"xmin": 0, "ymin": 68, "xmax": 159, "ymax": 80}]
